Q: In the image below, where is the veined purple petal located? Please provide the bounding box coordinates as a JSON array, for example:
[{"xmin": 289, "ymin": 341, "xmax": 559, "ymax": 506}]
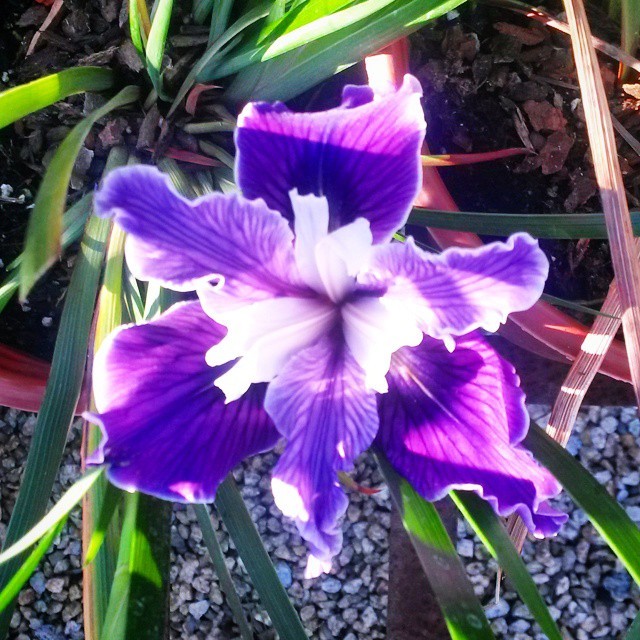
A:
[
  {"xmin": 363, "ymin": 233, "xmax": 549, "ymax": 342},
  {"xmin": 87, "ymin": 301, "xmax": 279, "ymax": 502},
  {"xmin": 264, "ymin": 336, "xmax": 379, "ymax": 577},
  {"xmin": 376, "ymin": 333, "xmax": 566, "ymax": 537},
  {"xmin": 236, "ymin": 75, "xmax": 425, "ymax": 243},
  {"xmin": 95, "ymin": 166, "xmax": 305, "ymax": 311}
]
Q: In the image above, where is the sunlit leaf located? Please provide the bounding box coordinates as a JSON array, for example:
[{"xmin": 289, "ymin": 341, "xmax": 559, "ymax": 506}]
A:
[
  {"xmin": 146, "ymin": 0, "xmax": 174, "ymax": 95},
  {"xmin": 0, "ymin": 518, "xmax": 67, "ymax": 613},
  {"xmin": 377, "ymin": 456, "xmax": 496, "ymax": 640},
  {"xmin": 19, "ymin": 87, "xmax": 139, "ymax": 300},
  {"xmin": 525, "ymin": 423, "xmax": 640, "ymax": 586},
  {"xmin": 451, "ymin": 491, "xmax": 563, "ymax": 640},
  {"xmin": 0, "ymin": 67, "xmax": 113, "ymax": 130},
  {"xmin": 0, "ymin": 469, "xmax": 102, "ymax": 566},
  {"xmin": 223, "ymin": 0, "xmax": 466, "ymax": 102}
]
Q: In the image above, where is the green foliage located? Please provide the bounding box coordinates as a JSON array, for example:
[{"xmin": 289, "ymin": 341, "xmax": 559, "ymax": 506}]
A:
[
  {"xmin": 215, "ymin": 477, "xmax": 309, "ymax": 640},
  {"xmin": 222, "ymin": 0, "xmax": 467, "ymax": 102},
  {"xmin": 0, "ymin": 67, "xmax": 113, "ymax": 130},
  {"xmin": 146, "ymin": 0, "xmax": 174, "ymax": 96},
  {"xmin": 409, "ymin": 207, "xmax": 640, "ymax": 239},
  {"xmin": 451, "ymin": 492, "xmax": 563, "ymax": 640},
  {"xmin": 377, "ymin": 456, "xmax": 496, "ymax": 640},
  {"xmin": 525, "ymin": 423, "xmax": 640, "ymax": 586},
  {"xmin": 19, "ymin": 87, "xmax": 140, "ymax": 300},
  {"xmin": 194, "ymin": 505, "xmax": 253, "ymax": 640}
]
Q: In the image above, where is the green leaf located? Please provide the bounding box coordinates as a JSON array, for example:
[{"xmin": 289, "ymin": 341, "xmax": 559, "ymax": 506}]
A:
[
  {"xmin": 146, "ymin": 0, "xmax": 174, "ymax": 96},
  {"xmin": 194, "ymin": 505, "xmax": 253, "ymax": 640},
  {"xmin": 626, "ymin": 608, "xmax": 640, "ymax": 640},
  {"xmin": 258, "ymin": 0, "xmax": 406, "ymax": 64},
  {"xmin": 0, "ymin": 518, "xmax": 68, "ymax": 613},
  {"xmin": 525, "ymin": 423, "xmax": 640, "ymax": 586},
  {"xmin": 209, "ymin": 0, "xmax": 236, "ymax": 43},
  {"xmin": 0, "ymin": 193, "xmax": 93, "ymax": 316},
  {"xmin": 451, "ymin": 491, "xmax": 563, "ymax": 640},
  {"xmin": 0, "ymin": 469, "xmax": 103, "ymax": 566},
  {"xmin": 0, "ymin": 67, "xmax": 113, "ymax": 130},
  {"xmin": 129, "ymin": 0, "xmax": 148, "ymax": 57},
  {"xmin": 215, "ymin": 476, "xmax": 309, "ymax": 640},
  {"xmin": 408, "ymin": 207, "xmax": 640, "ymax": 239},
  {"xmin": 84, "ymin": 482, "xmax": 122, "ymax": 567},
  {"xmin": 223, "ymin": 0, "xmax": 466, "ymax": 102},
  {"xmin": 169, "ymin": 2, "xmax": 272, "ymax": 115},
  {"xmin": 101, "ymin": 494, "xmax": 172, "ymax": 640},
  {"xmin": 376, "ymin": 456, "xmax": 496, "ymax": 640},
  {"xmin": 541, "ymin": 293, "xmax": 618, "ymax": 319},
  {"xmin": 0, "ymin": 147, "xmax": 128, "ymax": 638},
  {"xmin": 19, "ymin": 86, "xmax": 140, "ymax": 300}
]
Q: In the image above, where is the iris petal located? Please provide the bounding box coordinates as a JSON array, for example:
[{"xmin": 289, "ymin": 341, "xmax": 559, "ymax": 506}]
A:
[
  {"xmin": 376, "ymin": 333, "xmax": 566, "ymax": 537},
  {"xmin": 363, "ymin": 233, "xmax": 549, "ymax": 340},
  {"xmin": 88, "ymin": 301, "xmax": 279, "ymax": 502},
  {"xmin": 264, "ymin": 336, "xmax": 379, "ymax": 576},
  {"xmin": 95, "ymin": 166, "xmax": 305, "ymax": 311},
  {"xmin": 236, "ymin": 75, "xmax": 425, "ymax": 243}
]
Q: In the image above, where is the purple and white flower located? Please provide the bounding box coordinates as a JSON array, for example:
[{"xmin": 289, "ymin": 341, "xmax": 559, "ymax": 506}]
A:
[{"xmin": 89, "ymin": 75, "xmax": 566, "ymax": 578}]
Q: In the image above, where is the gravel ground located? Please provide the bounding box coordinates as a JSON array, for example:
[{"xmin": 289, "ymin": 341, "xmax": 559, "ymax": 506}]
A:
[{"xmin": 1, "ymin": 404, "xmax": 639, "ymax": 639}]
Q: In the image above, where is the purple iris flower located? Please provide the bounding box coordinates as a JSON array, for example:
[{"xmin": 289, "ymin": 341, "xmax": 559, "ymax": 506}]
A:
[{"xmin": 89, "ymin": 75, "xmax": 566, "ymax": 578}]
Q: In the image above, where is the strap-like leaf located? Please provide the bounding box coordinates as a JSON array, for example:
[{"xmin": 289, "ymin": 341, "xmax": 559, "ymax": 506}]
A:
[
  {"xmin": 0, "ymin": 67, "xmax": 113, "ymax": 130},
  {"xmin": 0, "ymin": 148, "xmax": 128, "ymax": 638},
  {"xmin": 525, "ymin": 423, "xmax": 640, "ymax": 586},
  {"xmin": 146, "ymin": 0, "xmax": 174, "ymax": 96},
  {"xmin": 194, "ymin": 504, "xmax": 254, "ymax": 640},
  {"xmin": 377, "ymin": 456, "xmax": 496, "ymax": 640},
  {"xmin": 19, "ymin": 87, "xmax": 139, "ymax": 299},
  {"xmin": 0, "ymin": 518, "xmax": 68, "ymax": 612},
  {"xmin": 215, "ymin": 476, "xmax": 309, "ymax": 640},
  {"xmin": 408, "ymin": 207, "xmax": 640, "ymax": 239},
  {"xmin": 223, "ymin": 0, "xmax": 466, "ymax": 102},
  {"xmin": 0, "ymin": 470, "xmax": 102, "ymax": 566},
  {"xmin": 451, "ymin": 491, "xmax": 563, "ymax": 640}
]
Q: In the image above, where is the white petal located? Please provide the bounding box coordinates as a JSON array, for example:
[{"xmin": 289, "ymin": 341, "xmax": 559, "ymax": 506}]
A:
[
  {"xmin": 342, "ymin": 296, "xmax": 423, "ymax": 393},
  {"xmin": 209, "ymin": 296, "xmax": 336, "ymax": 402},
  {"xmin": 315, "ymin": 218, "xmax": 373, "ymax": 303},
  {"xmin": 290, "ymin": 190, "xmax": 329, "ymax": 293}
]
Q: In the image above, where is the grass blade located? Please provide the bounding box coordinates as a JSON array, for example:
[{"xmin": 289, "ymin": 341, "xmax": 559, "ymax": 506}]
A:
[
  {"xmin": 146, "ymin": 0, "xmax": 174, "ymax": 96},
  {"xmin": 0, "ymin": 193, "xmax": 92, "ymax": 316},
  {"xmin": 223, "ymin": 0, "xmax": 466, "ymax": 103},
  {"xmin": 169, "ymin": 2, "xmax": 271, "ymax": 115},
  {"xmin": 626, "ymin": 609, "xmax": 640, "ymax": 640},
  {"xmin": 130, "ymin": 0, "xmax": 151, "ymax": 57},
  {"xmin": 0, "ymin": 67, "xmax": 113, "ymax": 130},
  {"xmin": 377, "ymin": 456, "xmax": 496, "ymax": 640},
  {"xmin": 19, "ymin": 86, "xmax": 140, "ymax": 300},
  {"xmin": 451, "ymin": 491, "xmax": 563, "ymax": 640},
  {"xmin": 215, "ymin": 476, "xmax": 308, "ymax": 640},
  {"xmin": 0, "ymin": 147, "xmax": 127, "ymax": 637},
  {"xmin": 100, "ymin": 493, "xmax": 172, "ymax": 640},
  {"xmin": 209, "ymin": 0, "xmax": 235, "ymax": 43},
  {"xmin": 0, "ymin": 469, "xmax": 102, "ymax": 566},
  {"xmin": 83, "ymin": 482, "xmax": 122, "ymax": 567},
  {"xmin": 408, "ymin": 207, "xmax": 640, "ymax": 239},
  {"xmin": 525, "ymin": 422, "xmax": 640, "ymax": 586},
  {"xmin": 0, "ymin": 518, "xmax": 67, "ymax": 612},
  {"xmin": 194, "ymin": 505, "xmax": 253, "ymax": 640}
]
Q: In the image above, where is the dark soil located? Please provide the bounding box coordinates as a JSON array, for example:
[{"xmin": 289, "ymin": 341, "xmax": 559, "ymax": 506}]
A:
[{"xmin": 409, "ymin": 3, "xmax": 640, "ymax": 303}]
